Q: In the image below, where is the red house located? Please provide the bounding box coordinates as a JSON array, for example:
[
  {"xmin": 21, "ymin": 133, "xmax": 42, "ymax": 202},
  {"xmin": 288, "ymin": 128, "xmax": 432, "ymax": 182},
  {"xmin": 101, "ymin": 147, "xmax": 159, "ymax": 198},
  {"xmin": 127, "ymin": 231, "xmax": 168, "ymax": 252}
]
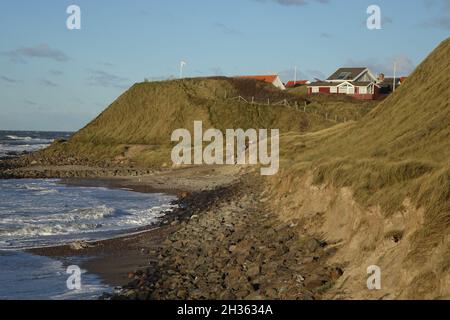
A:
[
  {"xmin": 237, "ymin": 75, "xmax": 286, "ymax": 90},
  {"xmin": 285, "ymin": 80, "xmax": 310, "ymax": 88},
  {"xmin": 307, "ymin": 67, "xmax": 380, "ymax": 100}
]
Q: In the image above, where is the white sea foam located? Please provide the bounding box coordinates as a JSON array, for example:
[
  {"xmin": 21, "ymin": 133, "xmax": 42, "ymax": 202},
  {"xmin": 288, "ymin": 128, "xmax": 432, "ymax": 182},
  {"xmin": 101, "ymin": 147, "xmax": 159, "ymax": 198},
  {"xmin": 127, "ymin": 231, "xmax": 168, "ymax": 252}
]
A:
[
  {"xmin": 0, "ymin": 143, "xmax": 52, "ymax": 157},
  {"xmin": 0, "ymin": 179, "xmax": 177, "ymax": 249},
  {"xmin": 6, "ymin": 135, "xmax": 33, "ymax": 141}
]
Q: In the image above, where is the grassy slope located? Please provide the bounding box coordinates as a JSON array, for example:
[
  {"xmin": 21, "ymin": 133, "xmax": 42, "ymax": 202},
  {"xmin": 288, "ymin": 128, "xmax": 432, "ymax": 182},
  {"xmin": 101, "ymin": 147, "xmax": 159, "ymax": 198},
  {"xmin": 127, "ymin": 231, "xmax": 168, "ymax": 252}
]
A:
[
  {"xmin": 278, "ymin": 38, "xmax": 450, "ymax": 266},
  {"xmin": 288, "ymin": 86, "xmax": 379, "ymax": 121},
  {"xmin": 43, "ymin": 77, "xmax": 334, "ymax": 166}
]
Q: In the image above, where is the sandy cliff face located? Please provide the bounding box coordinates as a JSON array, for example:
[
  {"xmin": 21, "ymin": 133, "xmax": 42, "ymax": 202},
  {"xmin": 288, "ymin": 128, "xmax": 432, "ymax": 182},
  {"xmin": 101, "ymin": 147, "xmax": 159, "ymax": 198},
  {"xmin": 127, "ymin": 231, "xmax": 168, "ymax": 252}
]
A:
[{"xmin": 268, "ymin": 172, "xmax": 449, "ymax": 299}]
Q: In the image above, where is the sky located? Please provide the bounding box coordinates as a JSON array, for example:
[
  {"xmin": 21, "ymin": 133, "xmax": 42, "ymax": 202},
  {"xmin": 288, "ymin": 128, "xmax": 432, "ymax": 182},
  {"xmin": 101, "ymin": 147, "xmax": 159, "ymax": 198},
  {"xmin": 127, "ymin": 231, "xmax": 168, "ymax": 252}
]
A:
[{"xmin": 0, "ymin": 0, "xmax": 449, "ymax": 131}]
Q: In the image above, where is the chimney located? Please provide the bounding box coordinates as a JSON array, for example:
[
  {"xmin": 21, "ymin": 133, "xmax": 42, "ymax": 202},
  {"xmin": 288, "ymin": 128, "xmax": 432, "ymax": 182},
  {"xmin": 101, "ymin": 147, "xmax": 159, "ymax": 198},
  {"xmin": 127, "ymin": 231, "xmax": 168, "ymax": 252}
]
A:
[{"xmin": 378, "ymin": 73, "xmax": 385, "ymax": 82}]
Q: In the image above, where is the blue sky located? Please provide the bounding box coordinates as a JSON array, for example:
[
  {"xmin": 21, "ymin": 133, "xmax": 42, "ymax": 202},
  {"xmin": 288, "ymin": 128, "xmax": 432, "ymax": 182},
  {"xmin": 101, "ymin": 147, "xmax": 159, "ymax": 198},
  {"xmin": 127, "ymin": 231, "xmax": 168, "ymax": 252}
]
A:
[{"xmin": 0, "ymin": 0, "xmax": 449, "ymax": 131}]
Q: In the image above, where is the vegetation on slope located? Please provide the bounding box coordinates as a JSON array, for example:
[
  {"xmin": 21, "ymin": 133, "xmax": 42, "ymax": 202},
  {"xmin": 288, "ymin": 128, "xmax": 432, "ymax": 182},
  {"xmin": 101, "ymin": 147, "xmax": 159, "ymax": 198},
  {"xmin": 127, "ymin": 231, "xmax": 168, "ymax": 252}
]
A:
[
  {"xmin": 41, "ymin": 77, "xmax": 335, "ymax": 167},
  {"xmin": 288, "ymin": 86, "xmax": 379, "ymax": 121}
]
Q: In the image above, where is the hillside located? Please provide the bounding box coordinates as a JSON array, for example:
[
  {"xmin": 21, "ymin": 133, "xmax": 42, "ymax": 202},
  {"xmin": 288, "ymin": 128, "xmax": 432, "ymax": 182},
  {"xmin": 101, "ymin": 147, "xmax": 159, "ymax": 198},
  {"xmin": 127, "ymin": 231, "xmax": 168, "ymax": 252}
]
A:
[
  {"xmin": 39, "ymin": 77, "xmax": 334, "ymax": 167},
  {"xmin": 270, "ymin": 38, "xmax": 450, "ymax": 299},
  {"xmin": 288, "ymin": 86, "xmax": 379, "ymax": 121}
]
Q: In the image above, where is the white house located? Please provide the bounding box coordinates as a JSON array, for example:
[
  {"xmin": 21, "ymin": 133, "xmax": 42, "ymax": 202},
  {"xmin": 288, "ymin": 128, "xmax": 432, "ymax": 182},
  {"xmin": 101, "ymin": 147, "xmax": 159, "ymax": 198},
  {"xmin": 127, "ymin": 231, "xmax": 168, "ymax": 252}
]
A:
[
  {"xmin": 308, "ymin": 67, "xmax": 380, "ymax": 100},
  {"xmin": 237, "ymin": 75, "xmax": 286, "ymax": 90}
]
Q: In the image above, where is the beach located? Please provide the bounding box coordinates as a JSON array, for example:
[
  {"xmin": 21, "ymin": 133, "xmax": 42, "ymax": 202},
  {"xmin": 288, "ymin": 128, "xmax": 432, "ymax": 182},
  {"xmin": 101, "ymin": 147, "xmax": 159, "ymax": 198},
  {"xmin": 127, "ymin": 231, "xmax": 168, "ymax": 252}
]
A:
[
  {"xmin": 3, "ymin": 164, "xmax": 338, "ymax": 300},
  {"xmin": 25, "ymin": 165, "xmax": 242, "ymax": 287}
]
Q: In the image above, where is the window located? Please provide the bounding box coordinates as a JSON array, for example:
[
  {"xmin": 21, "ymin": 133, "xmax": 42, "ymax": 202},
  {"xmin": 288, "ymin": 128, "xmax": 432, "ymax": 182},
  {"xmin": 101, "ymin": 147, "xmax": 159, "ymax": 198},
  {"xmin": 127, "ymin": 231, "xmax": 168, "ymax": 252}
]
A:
[
  {"xmin": 337, "ymin": 72, "xmax": 352, "ymax": 80},
  {"xmin": 338, "ymin": 84, "xmax": 351, "ymax": 94}
]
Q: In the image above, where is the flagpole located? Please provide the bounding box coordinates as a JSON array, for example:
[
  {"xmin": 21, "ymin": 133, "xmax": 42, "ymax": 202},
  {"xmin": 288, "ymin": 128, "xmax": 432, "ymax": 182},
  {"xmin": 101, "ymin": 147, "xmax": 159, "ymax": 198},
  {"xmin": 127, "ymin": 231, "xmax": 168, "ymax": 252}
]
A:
[
  {"xmin": 393, "ymin": 62, "xmax": 397, "ymax": 92},
  {"xmin": 294, "ymin": 66, "xmax": 297, "ymax": 84}
]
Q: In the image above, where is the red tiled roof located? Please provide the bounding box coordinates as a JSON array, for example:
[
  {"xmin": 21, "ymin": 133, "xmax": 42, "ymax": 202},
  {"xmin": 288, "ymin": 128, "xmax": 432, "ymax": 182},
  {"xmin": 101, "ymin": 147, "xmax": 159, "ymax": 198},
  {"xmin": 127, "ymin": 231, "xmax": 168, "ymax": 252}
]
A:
[
  {"xmin": 285, "ymin": 80, "xmax": 308, "ymax": 87},
  {"xmin": 237, "ymin": 75, "xmax": 279, "ymax": 84}
]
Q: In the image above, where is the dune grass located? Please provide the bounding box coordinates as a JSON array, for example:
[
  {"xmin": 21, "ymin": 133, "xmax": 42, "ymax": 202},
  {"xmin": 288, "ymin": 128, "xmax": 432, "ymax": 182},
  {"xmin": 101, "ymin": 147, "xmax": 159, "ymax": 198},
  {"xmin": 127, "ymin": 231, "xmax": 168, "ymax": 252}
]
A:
[
  {"xmin": 277, "ymin": 38, "xmax": 450, "ymax": 260},
  {"xmin": 288, "ymin": 86, "xmax": 379, "ymax": 120},
  {"xmin": 43, "ymin": 77, "xmax": 334, "ymax": 167}
]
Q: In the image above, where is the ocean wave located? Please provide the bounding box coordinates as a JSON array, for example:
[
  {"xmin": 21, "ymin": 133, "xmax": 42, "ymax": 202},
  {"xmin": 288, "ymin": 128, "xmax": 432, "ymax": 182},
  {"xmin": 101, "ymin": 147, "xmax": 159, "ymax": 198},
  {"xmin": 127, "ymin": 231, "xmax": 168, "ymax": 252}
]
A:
[
  {"xmin": 5, "ymin": 135, "xmax": 54, "ymax": 144},
  {"xmin": 6, "ymin": 135, "xmax": 32, "ymax": 141},
  {"xmin": 0, "ymin": 221, "xmax": 106, "ymax": 238},
  {"xmin": 68, "ymin": 205, "xmax": 116, "ymax": 220},
  {"xmin": 0, "ymin": 143, "xmax": 51, "ymax": 155},
  {"xmin": 14, "ymin": 183, "xmax": 59, "ymax": 194},
  {"xmin": 0, "ymin": 179, "xmax": 177, "ymax": 249}
]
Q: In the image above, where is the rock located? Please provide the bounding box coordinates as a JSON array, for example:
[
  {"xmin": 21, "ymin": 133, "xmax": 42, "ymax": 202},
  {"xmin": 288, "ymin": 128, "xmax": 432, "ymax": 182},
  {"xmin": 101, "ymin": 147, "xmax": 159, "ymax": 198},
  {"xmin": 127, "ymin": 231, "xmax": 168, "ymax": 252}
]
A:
[
  {"xmin": 304, "ymin": 275, "xmax": 328, "ymax": 290},
  {"xmin": 122, "ymin": 289, "xmax": 138, "ymax": 299},
  {"xmin": 180, "ymin": 192, "xmax": 189, "ymax": 198},
  {"xmin": 295, "ymin": 274, "xmax": 305, "ymax": 283},
  {"xmin": 235, "ymin": 289, "xmax": 251, "ymax": 299},
  {"xmin": 305, "ymin": 238, "xmax": 321, "ymax": 253},
  {"xmin": 330, "ymin": 267, "xmax": 344, "ymax": 281},
  {"xmin": 69, "ymin": 240, "xmax": 93, "ymax": 250},
  {"xmin": 246, "ymin": 263, "xmax": 260, "ymax": 278},
  {"xmin": 263, "ymin": 288, "xmax": 278, "ymax": 298}
]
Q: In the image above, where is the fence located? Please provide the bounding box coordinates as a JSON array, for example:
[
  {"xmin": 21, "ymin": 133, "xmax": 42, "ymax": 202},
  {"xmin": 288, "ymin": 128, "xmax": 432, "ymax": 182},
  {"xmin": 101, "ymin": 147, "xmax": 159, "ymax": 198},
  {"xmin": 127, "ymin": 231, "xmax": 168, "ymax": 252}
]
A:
[{"xmin": 225, "ymin": 95, "xmax": 362, "ymax": 123}]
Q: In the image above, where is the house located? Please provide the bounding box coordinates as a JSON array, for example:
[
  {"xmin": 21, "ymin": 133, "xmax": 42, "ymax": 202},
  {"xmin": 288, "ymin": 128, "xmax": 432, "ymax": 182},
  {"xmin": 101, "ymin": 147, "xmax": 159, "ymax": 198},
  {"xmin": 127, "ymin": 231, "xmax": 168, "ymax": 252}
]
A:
[
  {"xmin": 237, "ymin": 75, "xmax": 286, "ymax": 90},
  {"xmin": 307, "ymin": 67, "xmax": 380, "ymax": 100},
  {"xmin": 377, "ymin": 74, "xmax": 407, "ymax": 94},
  {"xmin": 285, "ymin": 80, "xmax": 310, "ymax": 88}
]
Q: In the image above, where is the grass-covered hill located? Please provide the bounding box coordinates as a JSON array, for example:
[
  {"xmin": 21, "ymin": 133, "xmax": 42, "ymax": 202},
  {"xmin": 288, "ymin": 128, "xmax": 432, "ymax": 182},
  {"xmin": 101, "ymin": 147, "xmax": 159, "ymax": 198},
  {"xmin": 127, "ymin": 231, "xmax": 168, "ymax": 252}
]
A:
[
  {"xmin": 40, "ymin": 77, "xmax": 337, "ymax": 167},
  {"xmin": 288, "ymin": 86, "xmax": 379, "ymax": 121},
  {"xmin": 273, "ymin": 38, "xmax": 450, "ymax": 298}
]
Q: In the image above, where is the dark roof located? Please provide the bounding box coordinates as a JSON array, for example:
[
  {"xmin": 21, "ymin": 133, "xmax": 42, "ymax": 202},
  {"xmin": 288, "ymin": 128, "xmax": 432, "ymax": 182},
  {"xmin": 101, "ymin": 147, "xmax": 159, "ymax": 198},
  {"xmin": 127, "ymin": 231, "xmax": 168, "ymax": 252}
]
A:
[
  {"xmin": 378, "ymin": 78, "xmax": 402, "ymax": 87},
  {"xmin": 327, "ymin": 67, "xmax": 367, "ymax": 81},
  {"xmin": 308, "ymin": 81, "xmax": 337, "ymax": 86},
  {"xmin": 353, "ymin": 81, "xmax": 373, "ymax": 87}
]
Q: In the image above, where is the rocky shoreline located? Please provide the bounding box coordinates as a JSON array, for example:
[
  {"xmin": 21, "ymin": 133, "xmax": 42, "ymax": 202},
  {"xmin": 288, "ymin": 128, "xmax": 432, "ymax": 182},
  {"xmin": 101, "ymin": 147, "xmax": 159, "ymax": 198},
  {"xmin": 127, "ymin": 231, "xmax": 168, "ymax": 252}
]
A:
[
  {"xmin": 107, "ymin": 174, "xmax": 343, "ymax": 300},
  {"xmin": 1, "ymin": 155, "xmax": 342, "ymax": 300}
]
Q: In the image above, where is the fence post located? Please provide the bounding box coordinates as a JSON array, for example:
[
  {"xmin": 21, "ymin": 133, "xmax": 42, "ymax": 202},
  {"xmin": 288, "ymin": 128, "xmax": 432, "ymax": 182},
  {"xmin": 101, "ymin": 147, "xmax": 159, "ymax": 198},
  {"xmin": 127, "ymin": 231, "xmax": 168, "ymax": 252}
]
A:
[
  {"xmin": 267, "ymin": 98, "xmax": 270, "ymax": 105},
  {"xmin": 251, "ymin": 97, "xmax": 254, "ymax": 104},
  {"xmin": 303, "ymin": 106, "xmax": 306, "ymax": 112}
]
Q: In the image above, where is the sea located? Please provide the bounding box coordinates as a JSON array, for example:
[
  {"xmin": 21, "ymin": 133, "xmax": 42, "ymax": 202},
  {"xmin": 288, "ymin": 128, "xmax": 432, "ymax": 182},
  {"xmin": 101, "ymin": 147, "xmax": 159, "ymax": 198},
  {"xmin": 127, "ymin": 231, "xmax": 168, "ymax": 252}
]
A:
[
  {"xmin": 0, "ymin": 131, "xmax": 177, "ymax": 300},
  {"xmin": 0, "ymin": 130, "xmax": 72, "ymax": 159}
]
